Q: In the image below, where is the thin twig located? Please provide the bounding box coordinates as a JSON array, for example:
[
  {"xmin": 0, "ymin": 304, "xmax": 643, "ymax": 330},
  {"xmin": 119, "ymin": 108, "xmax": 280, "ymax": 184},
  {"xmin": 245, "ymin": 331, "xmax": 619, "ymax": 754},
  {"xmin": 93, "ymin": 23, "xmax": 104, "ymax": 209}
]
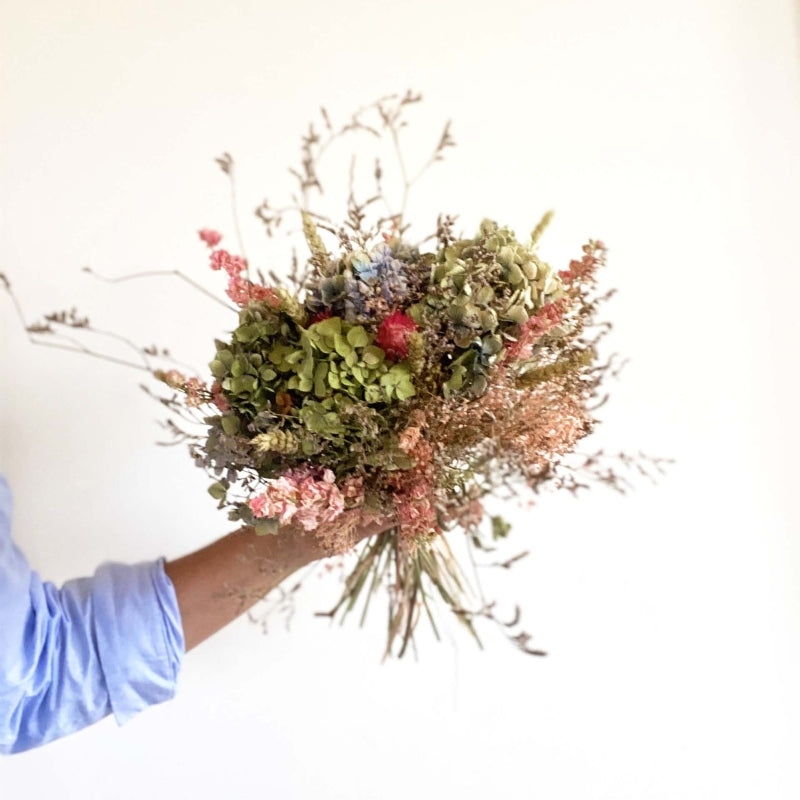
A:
[{"xmin": 83, "ymin": 266, "xmax": 236, "ymax": 311}]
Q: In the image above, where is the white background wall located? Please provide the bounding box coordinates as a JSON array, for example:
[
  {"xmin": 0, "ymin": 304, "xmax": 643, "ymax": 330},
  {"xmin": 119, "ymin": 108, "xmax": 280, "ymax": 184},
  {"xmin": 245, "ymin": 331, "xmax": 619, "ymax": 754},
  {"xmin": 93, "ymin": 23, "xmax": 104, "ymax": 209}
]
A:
[{"xmin": 1, "ymin": 1, "xmax": 799, "ymax": 797}]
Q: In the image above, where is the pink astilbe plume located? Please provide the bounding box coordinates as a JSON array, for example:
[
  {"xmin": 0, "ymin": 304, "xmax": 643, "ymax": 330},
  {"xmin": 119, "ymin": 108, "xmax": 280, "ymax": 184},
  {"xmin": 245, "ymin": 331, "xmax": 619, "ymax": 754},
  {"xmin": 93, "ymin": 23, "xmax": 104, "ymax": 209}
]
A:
[
  {"xmin": 504, "ymin": 299, "xmax": 566, "ymax": 361},
  {"xmin": 558, "ymin": 240, "xmax": 607, "ymax": 286}
]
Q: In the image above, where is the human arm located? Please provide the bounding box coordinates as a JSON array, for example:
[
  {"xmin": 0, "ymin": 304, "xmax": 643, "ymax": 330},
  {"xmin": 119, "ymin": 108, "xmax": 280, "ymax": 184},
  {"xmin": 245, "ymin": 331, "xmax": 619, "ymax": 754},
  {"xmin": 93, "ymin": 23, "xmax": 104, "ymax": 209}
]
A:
[
  {"xmin": 164, "ymin": 513, "xmax": 392, "ymax": 652},
  {"xmin": 0, "ymin": 473, "xmax": 389, "ymax": 754}
]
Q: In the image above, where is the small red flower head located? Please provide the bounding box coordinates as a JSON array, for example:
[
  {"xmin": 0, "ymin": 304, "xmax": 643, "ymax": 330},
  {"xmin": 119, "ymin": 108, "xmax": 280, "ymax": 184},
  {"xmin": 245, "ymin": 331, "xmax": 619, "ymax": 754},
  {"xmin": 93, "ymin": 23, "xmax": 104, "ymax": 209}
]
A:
[
  {"xmin": 376, "ymin": 311, "xmax": 418, "ymax": 360},
  {"xmin": 308, "ymin": 309, "xmax": 333, "ymax": 326}
]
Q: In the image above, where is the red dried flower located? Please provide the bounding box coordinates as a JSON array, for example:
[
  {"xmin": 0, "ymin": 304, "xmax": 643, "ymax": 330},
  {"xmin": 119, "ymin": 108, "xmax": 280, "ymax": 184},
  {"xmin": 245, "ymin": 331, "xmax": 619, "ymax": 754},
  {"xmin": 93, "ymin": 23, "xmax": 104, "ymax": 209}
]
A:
[
  {"xmin": 308, "ymin": 309, "xmax": 332, "ymax": 326},
  {"xmin": 376, "ymin": 311, "xmax": 418, "ymax": 360}
]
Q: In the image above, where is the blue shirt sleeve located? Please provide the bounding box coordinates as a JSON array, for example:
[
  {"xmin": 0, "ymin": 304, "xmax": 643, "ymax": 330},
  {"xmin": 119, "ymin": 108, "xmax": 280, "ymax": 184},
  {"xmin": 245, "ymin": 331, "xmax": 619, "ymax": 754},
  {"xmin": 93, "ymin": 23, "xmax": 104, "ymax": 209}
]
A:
[{"xmin": 0, "ymin": 476, "xmax": 185, "ymax": 755}]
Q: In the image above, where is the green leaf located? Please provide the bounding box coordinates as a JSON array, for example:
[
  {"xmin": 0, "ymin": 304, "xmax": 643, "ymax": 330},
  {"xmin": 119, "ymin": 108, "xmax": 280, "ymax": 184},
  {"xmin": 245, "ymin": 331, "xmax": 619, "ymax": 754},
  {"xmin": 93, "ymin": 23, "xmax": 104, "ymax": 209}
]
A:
[
  {"xmin": 209, "ymin": 360, "xmax": 227, "ymax": 379},
  {"xmin": 482, "ymin": 334, "xmax": 503, "ymax": 356},
  {"xmin": 220, "ymin": 415, "xmax": 240, "ymax": 436},
  {"xmin": 313, "ymin": 316, "xmax": 342, "ymax": 337},
  {"xmin": 346, "ymin": 325, "xmax": 369, "ymax": 348},
  {"xmin": 475, "ymin": 285, "xmax": 495, "ymax": 305},
  {"xmin": 234, "ymin": 324, "xmax": 261, "ymax": 343},
  {"xmin": 207, "ymin": 481, "xmax": 227, "ymax": 500},
  {"xmin": 388, "ymin": 452, "xmax": 415, "ymax": 470},
  {"xmin": 362, "ymin": 346, "xmax": 384, "ymax": 367},
  {"xmin": 504, "ymin": 305, "xmax": 529, "ymax": 325},
  {"xmin": 407, "ymin": 303, "xmax": 424, "ymax": 324},
  {"xmin": 269, "ymin": 343, "xmax": 294, "ymax": 366},
  {"xmin": 444, "ymin": 366, "xmax": 467, "ymax": 393},
  {"xmin": 364, "ymin": 384, "xmax": 382, "ymax": 404},
  {"xmin": 255, "ymin": 518, "xmax": 280, "ymax": 536},
  {"xmin": 491, "ymin": 515, "xmax": 512, "ymax": 540},
  {"xmin": 299, "ymin": 355, "xmax": 315, "ymax": 380},
  {"xmin": 314, "ymin": 362, "xmax": 329, "ymax": 398},
  {"xmin": 395, "ymin": 379, "xmax": 416, "ymax": 401},
  {"xmin": 333, "ymin": 333, "xmax": 353, "ymax": 359},
  {"xmin": 285, "ymin": 349, "xmax": 305, "ymax": 366},
  {"xmin": 230, "ymin": 375, "xmax": 257, "ymax": 394},
  {"xmin": 387, "ymin": 363, "xmax": 411, "ymax": 381}
]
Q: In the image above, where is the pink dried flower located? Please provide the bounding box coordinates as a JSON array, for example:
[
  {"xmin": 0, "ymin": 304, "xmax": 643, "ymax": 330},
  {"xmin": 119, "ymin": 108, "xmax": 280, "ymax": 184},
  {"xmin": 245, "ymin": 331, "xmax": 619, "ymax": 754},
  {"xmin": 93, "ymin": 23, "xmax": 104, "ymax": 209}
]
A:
[
  {"xmin": 210, "ymin": 381, "xmax": 230, "ymax": 412},
  {"xmin": 397, "ymin": 426, "xmax": 422, "ymax": 454},
  {"xmin": 384, "ymin": 437, "xmax": 440, "ymax": 540},
  {"xmin": 341, "ymin": 474, "xmax": 365, "ymax": 503},
  {"xmin": 376, "ymin": 311, "xmax": 418, "ymax": 361},
  {"xmin": 224, "ymin": 274, "xmax": 280, "ymax": 307},
  {"xmin": 184, "ymin": 377, "xmax": 205, "ymax": 407},
  {"xmin": 209, "ymin": 249, "xmax": 280, "ymax": 308},
  {"xmin": 248, "ymin": 466, "xmax": 347, "ymax": 532},
  {"xmin": 210, "ymin": 249, "xmax": 247, "ymax": 276},
  {"xmin": 198, "ymin": 228, "xmax": 223, "ymax": 248},
  {"xmin": 442, "ymin": 498, "xmax": 485, "ymax": 530},
  {"xmin": 158, "ymin": 369, "xmax": 187, "ymax": 389},
  {"xmin": 249, "ymin": 494, "xmax": 268, "ymax": 518},
  {"xmin": 505, "ymin": 300, "xmax": 565, "ymax": 361},
  {"xmin": 558, "ymin": 240, "xmax": 607, "ymax": 285}
]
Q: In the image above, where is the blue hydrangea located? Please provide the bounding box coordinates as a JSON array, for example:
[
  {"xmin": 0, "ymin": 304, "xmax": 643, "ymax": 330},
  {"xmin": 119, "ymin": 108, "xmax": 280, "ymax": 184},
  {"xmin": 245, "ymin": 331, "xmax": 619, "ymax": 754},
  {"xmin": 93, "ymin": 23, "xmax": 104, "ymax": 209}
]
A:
[
  {"xmin": 363, "ymin": 244, "xmax": 409, "ymax": 306},
  {"xmin": 351, "ymin": 252, "xmax": 379, "ymax": 282}
]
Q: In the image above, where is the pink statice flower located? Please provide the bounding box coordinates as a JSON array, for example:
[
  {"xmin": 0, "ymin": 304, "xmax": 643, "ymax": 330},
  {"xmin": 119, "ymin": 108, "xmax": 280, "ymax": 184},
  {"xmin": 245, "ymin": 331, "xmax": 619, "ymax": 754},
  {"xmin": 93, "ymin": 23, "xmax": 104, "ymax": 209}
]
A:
[{"xmin": 198, "ymin": 228, "xmax": 223, "ymax": 248}]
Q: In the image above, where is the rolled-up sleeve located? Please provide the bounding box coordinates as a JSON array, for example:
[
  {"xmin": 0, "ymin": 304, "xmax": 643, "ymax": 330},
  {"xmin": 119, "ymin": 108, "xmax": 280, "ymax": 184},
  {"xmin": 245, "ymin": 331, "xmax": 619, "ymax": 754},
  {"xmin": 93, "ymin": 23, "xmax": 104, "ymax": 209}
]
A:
[{"xmin": 0, "ymin": 477, "xmax": 185, "ymax": 755}]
